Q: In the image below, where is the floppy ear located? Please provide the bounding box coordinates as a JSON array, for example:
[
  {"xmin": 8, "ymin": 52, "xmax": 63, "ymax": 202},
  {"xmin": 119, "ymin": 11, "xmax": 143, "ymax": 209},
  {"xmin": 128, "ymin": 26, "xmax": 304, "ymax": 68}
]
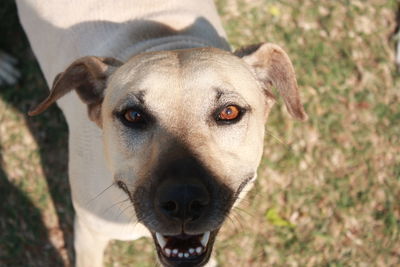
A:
[
  {"xmin": 29, "ymin": 56, "xmax": 123, "ymax": 127},
  {"xmin": 234, "ymin": 43, "xmax": 307, "ymax": 120}
]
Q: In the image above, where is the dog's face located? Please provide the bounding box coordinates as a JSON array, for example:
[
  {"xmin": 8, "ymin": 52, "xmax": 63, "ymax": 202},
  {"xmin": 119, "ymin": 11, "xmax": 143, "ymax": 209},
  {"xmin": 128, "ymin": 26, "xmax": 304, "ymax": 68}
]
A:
[
  {"xmin": 103, "ymin": 48, "xmax": 267, "ymax": 266},
  {"xmin": 30, "ymin": 44, "xmax": 306, "ymax": 267}
]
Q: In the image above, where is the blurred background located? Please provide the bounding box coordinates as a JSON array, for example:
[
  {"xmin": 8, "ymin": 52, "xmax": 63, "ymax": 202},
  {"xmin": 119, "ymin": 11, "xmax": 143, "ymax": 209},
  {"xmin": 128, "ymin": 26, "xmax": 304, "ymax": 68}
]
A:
[{"xmin": 0, "ymin": 0, "xmax": 399, "ymax": 266}]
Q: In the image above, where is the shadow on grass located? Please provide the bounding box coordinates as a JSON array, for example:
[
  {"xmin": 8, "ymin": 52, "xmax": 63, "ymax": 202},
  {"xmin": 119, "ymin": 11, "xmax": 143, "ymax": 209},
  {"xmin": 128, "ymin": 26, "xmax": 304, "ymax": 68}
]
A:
[
  {"xmin": 0, "ymin": 156, "xmax": 65, "ymax": 266},
  {"xmin": 0, "ymin": 1, "xmax": 74, "ymax": 266}
]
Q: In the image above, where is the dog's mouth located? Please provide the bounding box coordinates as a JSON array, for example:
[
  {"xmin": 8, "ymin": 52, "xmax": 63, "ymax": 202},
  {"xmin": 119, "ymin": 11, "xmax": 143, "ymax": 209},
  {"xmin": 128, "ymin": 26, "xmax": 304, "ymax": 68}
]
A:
[{"xmin": 152, "ymin": 230, "xmax": 217, "ymax": 266}]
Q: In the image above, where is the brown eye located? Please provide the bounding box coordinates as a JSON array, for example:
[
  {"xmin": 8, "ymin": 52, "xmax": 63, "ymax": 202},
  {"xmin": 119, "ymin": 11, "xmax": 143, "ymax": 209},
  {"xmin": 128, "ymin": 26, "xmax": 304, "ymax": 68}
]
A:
[
  {"xmin": 218, "ymin": 105, "xmax": 240, "ymax": 121},
  {"xmin": 124, "ymin": 109, "xmax": 143, "ymax": 123}
]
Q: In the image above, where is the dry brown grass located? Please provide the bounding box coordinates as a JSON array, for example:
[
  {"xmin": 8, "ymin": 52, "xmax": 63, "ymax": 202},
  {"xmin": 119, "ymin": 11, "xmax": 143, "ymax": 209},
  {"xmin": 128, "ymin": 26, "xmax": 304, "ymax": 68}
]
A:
[{"xmin": 1, "ymin": 0, "xmax": 399, "ymax": 266}]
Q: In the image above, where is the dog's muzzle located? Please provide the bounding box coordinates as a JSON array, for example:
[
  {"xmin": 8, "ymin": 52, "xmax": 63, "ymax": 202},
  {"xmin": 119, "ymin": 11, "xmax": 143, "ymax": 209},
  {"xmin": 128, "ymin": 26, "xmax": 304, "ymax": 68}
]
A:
[
  {"xmin": 130, "ymin": 152, "xmax": 236, "ymax": 266},
  {"xmin": 152, "ymin": 180, "xmax": 214, "ymax": 266}
]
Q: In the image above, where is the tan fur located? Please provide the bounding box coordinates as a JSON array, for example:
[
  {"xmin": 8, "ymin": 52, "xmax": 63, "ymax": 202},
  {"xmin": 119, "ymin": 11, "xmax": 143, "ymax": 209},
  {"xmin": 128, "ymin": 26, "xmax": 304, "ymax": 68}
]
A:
[
  {"xmin": 29, "ymin": 57, "xmax": 122, "ymax": 127},
  {"xmin": 31, "ymin": 45, "xmax": 306, "ymax": 266},
  {"xmin": 238, "ymin": 43, "xmax": 308, "ymax": 120}
]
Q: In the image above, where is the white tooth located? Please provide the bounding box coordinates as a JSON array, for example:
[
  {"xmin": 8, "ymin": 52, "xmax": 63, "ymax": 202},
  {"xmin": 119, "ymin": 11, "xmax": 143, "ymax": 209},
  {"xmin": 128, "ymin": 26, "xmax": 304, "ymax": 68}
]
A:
[
  {"xmin": 196, "ymin": 247, "xmax": 202, "ymax": 254},
  {"xmin": 172, "ymin": 248, "xmax": 178, "ymax": 255},
  {"xmin": 178, "ymin": 252, "xmax": 183, "ymax": 258},
  {"xmin": 184, "ymin": 253, "xmax": 189, "ymax": 258},
  {"xmin": 156, "ymin": 232, "xmax": 167, "ymax": 248},
  {"xmin": 200, "ymin": 231, "xmax": 210, "ymax": 247},
  {"xmin": 189, "ymin": 248, "xmax": 195, "ymax": 254},
  {"xmin": 164, "ymin": 248, "xmax": 171, "ymax": 257}
]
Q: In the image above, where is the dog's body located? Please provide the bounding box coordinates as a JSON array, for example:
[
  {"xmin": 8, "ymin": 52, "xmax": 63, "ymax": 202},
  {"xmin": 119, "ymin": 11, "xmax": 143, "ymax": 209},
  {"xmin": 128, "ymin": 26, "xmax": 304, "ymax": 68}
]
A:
[{"xmin": 17, "ymin": 1, "xmax": 306, "ymax": 266}]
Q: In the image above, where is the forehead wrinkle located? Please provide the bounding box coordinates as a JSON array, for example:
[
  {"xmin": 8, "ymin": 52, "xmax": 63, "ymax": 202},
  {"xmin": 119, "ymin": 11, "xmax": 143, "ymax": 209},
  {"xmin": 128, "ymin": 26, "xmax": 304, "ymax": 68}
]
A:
[
  {"xmin": 126, "ymin": 51, "xmax": 179, "ymax": 71},
  {"xmin": 114, "ymin": 90, "xmax": 147, "ymax": 110},
  {"xmin": 215, "ymin": 88, "xmax": 224, "ymax": 101},
  {"xmin": 129, "ymin": 90, "xmax": 146, "ymax": 104},
  {"xmin": 213, "ymin": 86, "xmax": 242, "ymax": 99},
  {"xmin": 112, "ymin": 51, "xmax": 180, "ymax": 91},
  {"xmin": 212, "ymin": 86, "xmax": 249, "ymax": 108}
]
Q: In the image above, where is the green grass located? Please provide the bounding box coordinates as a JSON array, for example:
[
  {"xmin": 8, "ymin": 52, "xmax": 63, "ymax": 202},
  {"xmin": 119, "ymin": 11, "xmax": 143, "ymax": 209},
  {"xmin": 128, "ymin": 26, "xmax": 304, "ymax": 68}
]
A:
[{"xmin": 1, "ymin": 0, "xmax": 399, "ymax": 266}]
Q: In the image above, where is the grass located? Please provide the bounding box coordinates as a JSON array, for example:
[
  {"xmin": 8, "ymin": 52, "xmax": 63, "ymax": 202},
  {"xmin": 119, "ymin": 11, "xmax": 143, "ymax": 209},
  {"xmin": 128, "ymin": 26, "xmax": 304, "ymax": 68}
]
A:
[{"xmin": 1, "ymin": 0, "xmax": 399, "ymax": 266}]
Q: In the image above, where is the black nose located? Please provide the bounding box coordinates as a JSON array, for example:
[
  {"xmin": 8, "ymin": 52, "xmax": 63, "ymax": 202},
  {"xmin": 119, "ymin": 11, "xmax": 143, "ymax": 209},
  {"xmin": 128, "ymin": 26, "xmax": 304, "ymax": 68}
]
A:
[{"xmin": 156, "ymin": 181, "xmax": 210, "ymax": 223}]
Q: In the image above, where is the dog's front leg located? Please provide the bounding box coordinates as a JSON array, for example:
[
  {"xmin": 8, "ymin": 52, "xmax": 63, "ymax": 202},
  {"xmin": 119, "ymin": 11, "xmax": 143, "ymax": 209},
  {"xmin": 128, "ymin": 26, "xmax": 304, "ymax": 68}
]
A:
[{"xmin": 74, "ymin": 217, "xmax": 110, "ymax": 267}]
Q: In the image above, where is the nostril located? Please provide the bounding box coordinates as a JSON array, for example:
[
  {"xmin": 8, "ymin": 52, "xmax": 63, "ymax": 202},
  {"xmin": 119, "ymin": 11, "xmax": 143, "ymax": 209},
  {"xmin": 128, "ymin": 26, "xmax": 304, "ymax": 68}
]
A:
[
  {"xmin": 156, "ymin": 182, "xmax": 210, "ymax": 222},
  {"xmin": 161, "ymin": 200, "xmax": 178, "ymax": 213}
]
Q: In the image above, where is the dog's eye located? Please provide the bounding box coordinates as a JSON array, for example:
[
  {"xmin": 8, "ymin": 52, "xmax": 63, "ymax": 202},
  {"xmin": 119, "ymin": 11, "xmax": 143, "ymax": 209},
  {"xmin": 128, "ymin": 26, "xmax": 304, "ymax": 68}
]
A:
[
  {"xmin": 117, "ymin": 107, "xmax": 153, "ymax": 129},
  {"xmin": 217, "ymin": 105, "xmax": 241, "ymax": 122},
  {"xmin": 123, "ymin": 109, "xmax": 144, "ymax": 123}
]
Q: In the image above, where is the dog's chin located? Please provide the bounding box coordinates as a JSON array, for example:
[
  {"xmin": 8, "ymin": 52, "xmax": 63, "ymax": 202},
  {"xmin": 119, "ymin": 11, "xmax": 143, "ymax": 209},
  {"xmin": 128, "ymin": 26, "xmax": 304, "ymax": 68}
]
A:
[{"xmin": 150, "ymin": 229, "xmax": 219, "ymax": 267}]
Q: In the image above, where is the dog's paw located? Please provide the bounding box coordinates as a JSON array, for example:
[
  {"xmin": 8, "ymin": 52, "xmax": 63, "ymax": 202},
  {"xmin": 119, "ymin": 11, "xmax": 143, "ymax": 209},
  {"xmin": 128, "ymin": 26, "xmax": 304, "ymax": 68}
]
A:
[{"xmin": 0, "ymin": 50, "xmax": 20, "ymax": 86}]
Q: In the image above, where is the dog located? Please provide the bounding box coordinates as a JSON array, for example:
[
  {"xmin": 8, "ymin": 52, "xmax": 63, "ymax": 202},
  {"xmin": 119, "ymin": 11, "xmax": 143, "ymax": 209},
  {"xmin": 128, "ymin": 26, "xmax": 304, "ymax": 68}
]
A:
[{"xmin": 16, "ymin": 0, "xmax": 307, "ymax": 266}]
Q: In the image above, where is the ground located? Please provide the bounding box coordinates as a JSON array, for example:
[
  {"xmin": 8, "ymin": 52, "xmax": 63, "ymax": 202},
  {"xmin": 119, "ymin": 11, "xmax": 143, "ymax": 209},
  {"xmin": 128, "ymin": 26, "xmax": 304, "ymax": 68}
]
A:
[{"xmin": 0, "ymin": 0, "xmax": 399, "ymax": 266}]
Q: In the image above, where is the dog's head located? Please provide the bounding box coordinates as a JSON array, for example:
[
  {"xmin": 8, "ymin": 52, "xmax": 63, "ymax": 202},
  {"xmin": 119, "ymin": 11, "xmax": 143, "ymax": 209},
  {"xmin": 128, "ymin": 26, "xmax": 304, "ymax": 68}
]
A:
[{"xmin": 30, "ymin": 44, "xmax": 306, "ymax": 267}]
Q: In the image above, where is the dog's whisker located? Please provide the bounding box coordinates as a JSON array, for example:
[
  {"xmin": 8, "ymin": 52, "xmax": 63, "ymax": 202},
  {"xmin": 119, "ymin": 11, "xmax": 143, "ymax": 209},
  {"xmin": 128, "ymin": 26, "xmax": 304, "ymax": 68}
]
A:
[
  {"xmin": 130, "ymin": 218, "xmax": 140, "ymax": 228},
  {"xmin": 134, "ymin": 213, "xmax": 152, "ymax": 226},
  {"xmin": 233, "ymin": 206, "xmax": 254, "ymax": 218},
  {"xmin": 235, "ymin": 196, "xmax": 251, "ymax": 205},
  {"xmin": 226, "ymin": 212, "xmax": 244, "ymax": 232},
  {"xmin": 236, "ymin": 194, "xmax": 254, "ymax": 205},
  {"xmin": 115, "ymin": 203, "xmax": 134, "ymax": 221},
  {"xmin": 265, "ymin": 129, "xmax": 292, "ymax": 150},
  {"xmin": 119, "ymin": 215, "xmax": 141, "ymax": 235},
  {"xmin": 225, "ymin": 213, "xmax": 237, "ymax": 228},
  {"xmin": 85, "ymin": 182, "xmax": 116, "ymax": 206},
  {"xmin": 101, "ymin": 197, "xmax": 130, "ymax": 216},
  {"xmin": 231, "ymin": 211, "xmax": 248, "ymax": 230},
  {"xmin": 231, "ymin": 209, "xmax": 246, "ymax": 230}
]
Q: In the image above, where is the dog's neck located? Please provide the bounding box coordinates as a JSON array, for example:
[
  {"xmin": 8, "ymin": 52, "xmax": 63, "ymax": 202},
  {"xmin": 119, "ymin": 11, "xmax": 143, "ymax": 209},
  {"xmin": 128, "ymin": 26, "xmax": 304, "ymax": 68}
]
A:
[
  {"xmin": 17, "ymin": 0, "xmax": 230, "ymax": 85},
  {"xmin": 118, "ymin": 35, "xmax": 220, "ymax": 61},
  {"xmin": 92, "ymin": 17, "xmax": 231, "ymax": 62}
]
